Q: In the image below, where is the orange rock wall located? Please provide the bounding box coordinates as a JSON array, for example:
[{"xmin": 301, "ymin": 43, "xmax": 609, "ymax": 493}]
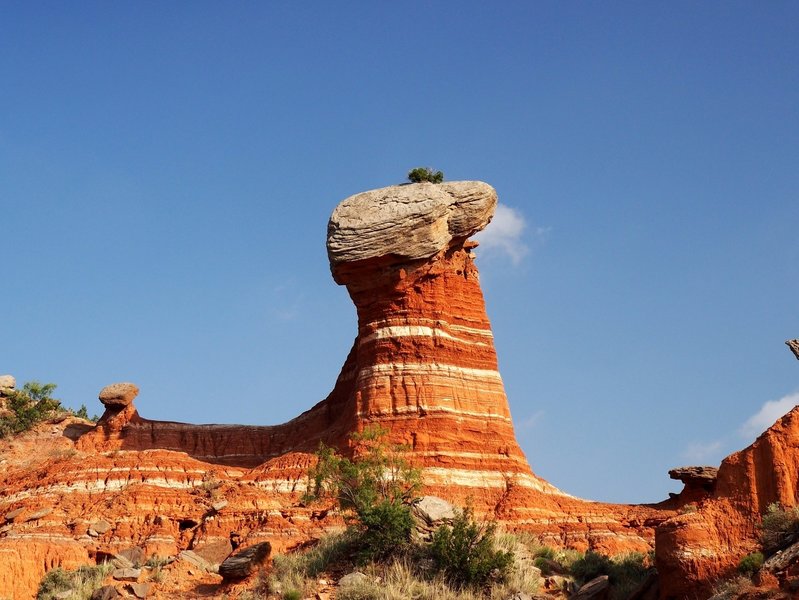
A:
[{"xmin": 656, "ymin": 407, "xmax": 799, "ymax": 599}]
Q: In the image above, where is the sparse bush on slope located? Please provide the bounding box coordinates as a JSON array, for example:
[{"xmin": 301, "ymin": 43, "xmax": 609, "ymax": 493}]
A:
[
  {"xmin": 0, "ymin": 381, "xmax": 63, "ymax": 438},
  {"xmin": 760, "ymin": 502, "xmax": 799, "ymax": 554},
  {"xmin": 37, "ymin": 564, "xmax": 112, "ymax": 600},
  {"xmin": 429, "ymin": 507, "xmax": 513, "ymax": 590},
  {"xmin": 304, "ymin": 425, "xmax": 421, "ymax": 561}
]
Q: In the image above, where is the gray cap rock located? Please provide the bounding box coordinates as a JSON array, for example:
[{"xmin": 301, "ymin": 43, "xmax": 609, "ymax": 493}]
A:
[
  {"xmin": 327, "ymin": 181, "xmax": 497, "ymax": 269},
  {"xmin": 99, "ymin": 383, "xmax": 139, "ymax": 407}
]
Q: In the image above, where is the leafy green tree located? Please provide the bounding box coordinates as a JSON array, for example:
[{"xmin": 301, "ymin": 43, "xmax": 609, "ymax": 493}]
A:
[
  {"xmin": 0, "ymin": 381, "xmax": 63, "ymax": 438},
  {"xmin": 305, "ymin": 425, "xmax": 421, "ymax": 560},
  {"xmin": 407, "ymin": 167, "xmax": 444, "ymax": 184}
]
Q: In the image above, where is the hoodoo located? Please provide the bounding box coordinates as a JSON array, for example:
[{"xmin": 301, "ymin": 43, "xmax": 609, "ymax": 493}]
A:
[{"xmin": 325, "ymin": 181, "xmax": 560, "ymax": 503}]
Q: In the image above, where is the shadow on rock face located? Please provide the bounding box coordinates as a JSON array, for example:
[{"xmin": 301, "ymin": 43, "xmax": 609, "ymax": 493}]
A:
[{"xmin": 63, "ymin": 423, "xmax": 94, "ymax": 441}]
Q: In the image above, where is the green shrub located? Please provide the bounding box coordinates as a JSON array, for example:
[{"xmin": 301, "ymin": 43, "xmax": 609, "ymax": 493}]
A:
[
  {"xmin": 738, "ymin": 551, "xmax": 764, "ymax": 575},
  {"xmin": 760, "ymin": 502, "xmax": 799, "ymax": 554},
  {"xmin": 407, "ymin": 167, "xmax": 444, "ymax": 184},
  {"xmin": 429, "ymin": 507, "xmax": 513, "ymax": 589},
  {"xmin": 1, "ymin": 382, "xmax": 64, "ymax": 438},
  {"xmin": 566, "ymin": 551, "xmax": 652, "ymax": 600},
  {"xmin": 570, "ymin": 551, "xmax": 614, "ymax": 584},
  {"xmin": 37, "ymin": 564, "xmax": 112, "ymax": 600},
  {"xmin": 283, "ymin": 590, "xmax": 302, "ymax": 600},
  {"xmin": 305, "ymin": 425, "xmax": 421, "ymax": 561}
]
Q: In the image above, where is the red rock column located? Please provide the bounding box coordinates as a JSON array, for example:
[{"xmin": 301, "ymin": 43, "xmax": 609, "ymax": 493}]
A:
[{"xmin": 326, "ymin": 182, "xmax": 562, "ymax": 504}]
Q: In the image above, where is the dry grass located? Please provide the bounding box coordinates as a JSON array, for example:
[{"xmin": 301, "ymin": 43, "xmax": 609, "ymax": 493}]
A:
[
  {"xmin": 710, "ymin": 575, "xmax": 755, "ymax": 599},
  {"xmin": 37, "ymin": 563, "xmax": 114, "ymax": 600},
  {"xmin": 266, "ymin": 529, "xmax": 541, "ymax": 600}
]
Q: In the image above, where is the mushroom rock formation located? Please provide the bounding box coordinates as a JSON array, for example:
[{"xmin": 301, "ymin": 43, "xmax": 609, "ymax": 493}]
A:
[
  {"xmin": 657, "ymin": 406, "xmax": 799, "ymax": 599},
  {"xmin": 326, "ymin": 181, "xmax": 544, "ymax": 500}
]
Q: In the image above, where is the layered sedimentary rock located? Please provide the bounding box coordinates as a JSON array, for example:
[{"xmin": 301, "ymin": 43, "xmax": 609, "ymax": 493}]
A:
[
  {"xmin": 656, "ymin": 406, "xmax": 799, "ymax": 599},
  {"xmin": 1, "ymin": 181, "xmax": 674, "ymax": 599}
]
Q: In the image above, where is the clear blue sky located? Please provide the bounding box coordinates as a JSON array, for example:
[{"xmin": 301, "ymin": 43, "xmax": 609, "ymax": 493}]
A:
[{"xmin": 2, "ymin": 2, "xmax": 797, "ymax": 503}]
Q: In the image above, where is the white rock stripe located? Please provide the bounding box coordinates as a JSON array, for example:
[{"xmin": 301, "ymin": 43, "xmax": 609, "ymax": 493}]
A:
[
  {"xmin": 357, "ymin": 363, "xmax": 503, "ymax": 382},
  {"xmin": 418, "ymin": 468, "xmax": 569, "ymax": 496},
  {"xmin": 364, "ymin": 318, "xmax": 494, "ymax": 339},
  {"xmin": 357, "ymin": 404, "xmax": 511, "ymax": 421},
  {"xmin": 359, "ymin": 325, "xmax": 489, "ymax": 347}
]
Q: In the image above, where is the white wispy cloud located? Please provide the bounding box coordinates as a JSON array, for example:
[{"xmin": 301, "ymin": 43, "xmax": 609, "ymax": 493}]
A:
[
  {"xmin": 678, "ymin": 391, "xmax": 799, "ymax": 466},
  {"xmin": 518, "ymin": 410, "xmax": 545, "ymax": 430},
  {"xmin": 740, "ymin": 392, "xmax": 799, "ymax": 440},
  {"xmin": 475, "ymin": 204, "xmax": 545, "ymax": 265},
  {"xmin": 681, "ymin": 440, "xmax": 724, "ymax": 463}
]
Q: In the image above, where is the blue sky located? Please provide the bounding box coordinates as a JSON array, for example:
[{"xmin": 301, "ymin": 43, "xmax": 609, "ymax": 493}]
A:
[{"xmin": 2, "ymin": 2, "xmax": 797, "ymax": 503}]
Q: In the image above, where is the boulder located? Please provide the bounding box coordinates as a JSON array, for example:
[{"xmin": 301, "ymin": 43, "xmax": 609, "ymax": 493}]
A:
[
  {"xmin": 4, "ymin": 507, "xmax": 24, "ymax": 522},
  {"xmin": 338, "ymin": 571, "xmax": 369, "ymax": 587},
  {"xmin": 218, "ymin": 541, "xmax": 271, "ymax": 580},
  {"xmin": 764, "ymin": 539, "xmax": 799, "ymax": 573},
  {"xmin": 90, "ymin": 586, "xmax": 121, "ymax": 600},
  {"xmin": 110, "ymin": 554, "xmax": 134, "ymax": 569},
  {"xmin": 88, "ymin": 519, "xmax": 112, "ymax": 536},
  {"xmin": 24, "ymin": 507, "xmax": 52, "ymax": 522},
  {"xmin": 413, "ymin": 496, "xmax": 456, "ymax": 525},
  {"xmin": 572, "ymin": 575, "xmax": 610, "ymax": 600},
  {"xmin": 98, "ymin": 383, "xmax": 139, "ymax": 407},
  {"xmin": 111, "ymin": 568, "xmax": 141, "ymax": 581},
  {"xmin": 0, "ymin": 375, "xmax": 15, "ymax": 395},
  {"xmin": 179, "ymin": 550, "xmax": 215, "ymax": 572},
  {"xmin": 128, "ymin": 582, "xmax": 152, "ymax": 599},
  {"xmin": 327, "ymin": 181, "xmax": 497, "ymax": 274},
  {"xmin": 193, "ymin": 539, "xmax": 233, "ymax": 566},
  {"xmin": 118, "ymin": 546, "xmax": 145, "ymax": 568}
]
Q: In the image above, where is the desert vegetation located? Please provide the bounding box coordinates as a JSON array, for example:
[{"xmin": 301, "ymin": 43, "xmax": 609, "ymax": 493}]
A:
[
  {"xmin": 36, "ymin": 564, "xmax": 113, "ymax": 600},
  {"xmin": 0, "ymin": 380, "xmax": 97, "ymax": 439},
  {"xmin": 263, "ymin": 426, "xmax": 653, "ymax": 599}
]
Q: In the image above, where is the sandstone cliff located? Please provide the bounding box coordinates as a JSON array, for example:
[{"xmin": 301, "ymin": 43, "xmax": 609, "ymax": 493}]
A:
[{"xmin": 656, "ymin": 406, "xmax": 799, "ymax": 599}]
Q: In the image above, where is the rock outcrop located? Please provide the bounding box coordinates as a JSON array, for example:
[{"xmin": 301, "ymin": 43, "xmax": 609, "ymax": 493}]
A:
[
  {"xmin": 0, "ymin": 374, "xmax": 15, "ymax": 395},
  {"xmin": 787, "ymin": 339, "xmax": 799, "ymax": 361},
  {"xmin": 668, "ymin": 466, "xmax": 718, "ymax": 504},
  {"xmin": 657, "ymin": 406, "xmax": 799, "ymax": 599},
  {"xmin": 98, "ymin": 383, "xmax": 139, "ymax": 408}
]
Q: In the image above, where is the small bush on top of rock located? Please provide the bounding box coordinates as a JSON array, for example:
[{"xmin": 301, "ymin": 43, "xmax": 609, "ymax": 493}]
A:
[
  {"xmin": 429, "ymin": 507, "xmax": 513, "ymax": 589},
  {"xmin": 760, "ymin": 502, "xmax": 799, "ymax": 554},
  {"xmin": 407, "ymin": 167, "xmax": 444, "ymax": 184}
]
